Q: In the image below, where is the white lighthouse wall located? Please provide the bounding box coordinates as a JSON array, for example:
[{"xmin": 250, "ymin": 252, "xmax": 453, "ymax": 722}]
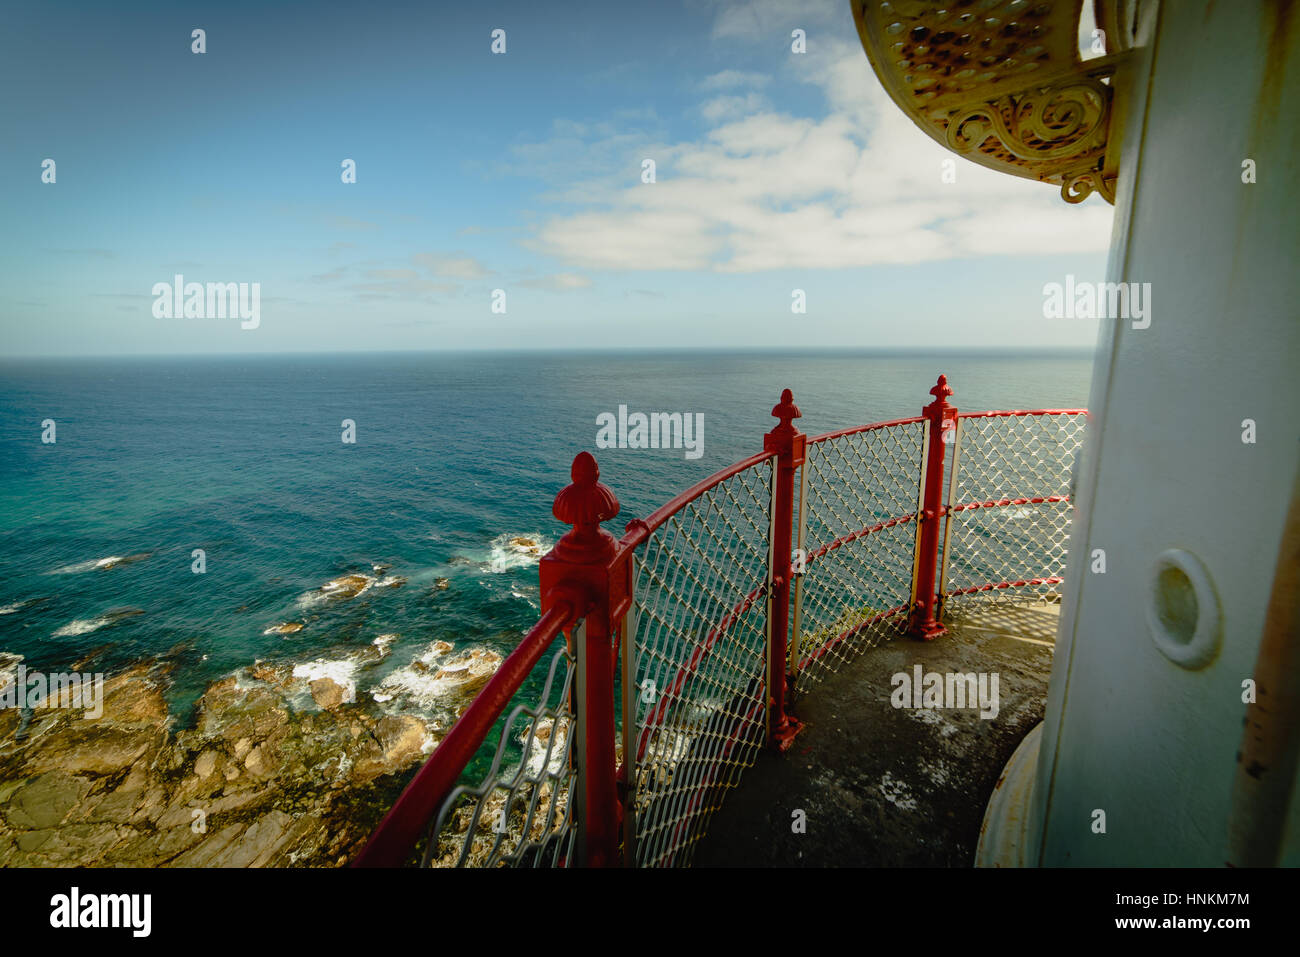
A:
[{"xmin": 1032, "ymin": 0, "xmax": 1300, "ymax": 866}]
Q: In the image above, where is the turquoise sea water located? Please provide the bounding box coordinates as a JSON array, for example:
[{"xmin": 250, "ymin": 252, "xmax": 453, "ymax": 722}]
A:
[{"xmin": 0, "ymin": 351, "xmax": 1091, "ymax": 722}]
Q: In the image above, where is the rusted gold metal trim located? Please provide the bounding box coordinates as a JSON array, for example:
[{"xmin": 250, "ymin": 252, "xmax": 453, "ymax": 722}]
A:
[{"xmin": 852, "ymin": 0, "xmax": 1135, "ymax": 204}]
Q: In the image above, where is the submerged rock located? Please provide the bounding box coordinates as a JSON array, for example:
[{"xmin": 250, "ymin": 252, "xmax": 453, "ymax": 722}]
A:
[
  {"xmin": 97, "ymin": 553, "xmax": 152, "ymax": 571},
  {"xmin": 319, "ymin": 574, "xmax": 372, "ymax": 600},
  {"xmin": 264, "ymin": 622, "xmax": 304, "ymax": 636}
]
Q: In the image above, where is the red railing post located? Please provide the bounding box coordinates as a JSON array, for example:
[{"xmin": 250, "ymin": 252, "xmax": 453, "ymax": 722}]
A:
[
  {"xmin": 764, "ymin": 389, "xmax": 806, "ymax": 751},
  {"xmin": 539, "ymin": 452, "xmax": 631, "ymax": 867},
  {"xmin": 909, "ymin": 375, "xmax": 957, "ymax": 639}
]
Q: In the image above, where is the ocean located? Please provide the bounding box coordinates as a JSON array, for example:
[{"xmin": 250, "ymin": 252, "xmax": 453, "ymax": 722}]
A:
[{"xmin": 0, "ymin": 351, "xmax": 1091, "ymax": 725}]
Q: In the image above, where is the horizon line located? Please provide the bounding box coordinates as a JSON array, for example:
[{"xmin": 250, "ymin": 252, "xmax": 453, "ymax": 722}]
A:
[{"xmin": 0, "ymin": 344, "xmax": 1097, "ymax": 362}]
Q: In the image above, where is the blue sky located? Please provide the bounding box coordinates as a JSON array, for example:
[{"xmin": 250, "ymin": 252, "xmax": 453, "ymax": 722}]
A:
[{"xmin": 1, "ymin": 0, "xmax": 1113, "ymax": 357}]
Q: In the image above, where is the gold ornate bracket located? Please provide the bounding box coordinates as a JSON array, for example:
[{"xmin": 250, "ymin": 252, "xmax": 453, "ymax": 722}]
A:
[{"xmin": 852, "ymin": 0, "xmax": 1136, "ymax": 204}]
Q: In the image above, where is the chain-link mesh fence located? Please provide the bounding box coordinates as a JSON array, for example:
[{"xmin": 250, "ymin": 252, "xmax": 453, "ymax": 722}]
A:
[
  {"xmin": 624, "ymin": 457, "xmax": 774, "ymax": 868},
  {"xmin": 793, "ymin": 419, "xmax": 926, "ymax": 692},
  {"xmin": 940, "ymin": 412, "xmax": 1086, "ymax": 612}
]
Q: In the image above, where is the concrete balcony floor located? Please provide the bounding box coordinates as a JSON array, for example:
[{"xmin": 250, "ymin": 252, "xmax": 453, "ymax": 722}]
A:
[{"xmin": 693, "ymin": 602, "xmax": 1060, "ymax": 867}]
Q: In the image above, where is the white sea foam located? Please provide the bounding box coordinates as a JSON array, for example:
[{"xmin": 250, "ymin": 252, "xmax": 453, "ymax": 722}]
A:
[
  {"xmin": 50, "ymin": 556, "xmax": 123, "ymax": 575},
  {"xmin": 52, "ymin": 616, "xmax": 110, "ymax": 637},
  {"xmin": 519, "ymin": 717, "xmax": 569, "ymax": 778},
  {"xmin": 291, "ymin": 658, "xmax": 358, "ymax": 704},
  {"xmin": 52, "ymin": 619, "xmax": 97, "ymax": 637},
  {"xmin": 295, "ymin": 568, "xmax": 406, "ymax": 610},
  {"xmin": 294, "ymin": 589, "xmax": 330, "ymax": 610},
  {"xmin": 50, "ymin": 608, "xmax": 143, "ymax": 639},
  {"xmin": 0, "ymin": 601, "xmax": 28, "ymax": 616},
  {"xmin": 369, "ymin": 640, "xmax": 457, "ymax": 711},
  {"xmin": 370, "ymin": 669, "xmax": 447, "ymax": 711},
  {"xmin": 485, "ymin": 534, "xmax": 549, "ymax": 574}
]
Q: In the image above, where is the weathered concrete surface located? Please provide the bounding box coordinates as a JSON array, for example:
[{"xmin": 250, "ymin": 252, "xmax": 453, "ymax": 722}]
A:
[{"xmin": 693, "ymin": 603, "xmax": 1059, "ymax": 867}]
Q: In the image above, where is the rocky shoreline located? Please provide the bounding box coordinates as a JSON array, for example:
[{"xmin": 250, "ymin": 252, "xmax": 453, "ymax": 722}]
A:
[{"xmin": 0, "ymin": 643, "xmax": 502, "ymax": 867}]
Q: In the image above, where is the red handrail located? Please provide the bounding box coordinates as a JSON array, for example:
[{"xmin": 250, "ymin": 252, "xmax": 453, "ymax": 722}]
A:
[
  {"xmin": 353, "ymin": 599, "xmax": 578, "ymax": 867},
  {"xmin": 956, "ymin": 408, "xmax": 1086, "ymax": 418},
  {"xmin": 804, "ymin": 414, "xmax": 925, "ymax": 446}
]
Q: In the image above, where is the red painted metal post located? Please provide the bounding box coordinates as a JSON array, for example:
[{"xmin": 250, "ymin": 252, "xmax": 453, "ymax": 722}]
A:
[
  {"xmin": 909, "ymin": 375, "xmax": 957, "ymax": 639},
  {"xmin": 764, "ymin": 390, "xmax": 805, "ymax": 751},
  {"xmin": 539, "ymin": 451, "xmax": 631, "ymax": 867}
]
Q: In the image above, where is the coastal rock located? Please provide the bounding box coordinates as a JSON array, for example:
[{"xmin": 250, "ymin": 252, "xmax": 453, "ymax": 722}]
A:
[
  {"xmin": 244, "ymin": 744, "xmax": 270, "ymax": 776},
  {"xmin": 309, "ymin": 677, "xmax": 348, "ymax": 710},
  {"xmin": 0, "ymin": 649, "xmax": 452, "ymax": 868},
  {"xmin": 98, "ymin": 665, "xmax": 171, "ymax": 724},
  {"xmin": 320, "ymin": 574, "xmax": 372, "ymax": 600},
  {"xmin": 432, "ymin": 649, "xmax": 502, "ymax": 697},
  {"xmin": 4, "ymin": 772, "xmax": 93, "ymax": 830},
  {"xmin": 195, "ymin": 679, "xmax": 289, "ymax": 742},
  {"xmin": 433, "ymin": 578, "xmax": 450, "ymax": 591},
  {"xmin": 194, "ymin": 750, "xmax": 219, "ymax": 779},
  {"xmin": 375, "ymin": 715, "xmax": 427, "ymax": 763},
  {"xmin": 249, "ymin": 661, "xmax": 294, "ymax": 689},
  {"xmin": 21, "ymin": 724, "xmax": 163, "ymax": 778},
  {"xmin": 264, "ymin": 622, "xmax": 304, "ymax": 636}
]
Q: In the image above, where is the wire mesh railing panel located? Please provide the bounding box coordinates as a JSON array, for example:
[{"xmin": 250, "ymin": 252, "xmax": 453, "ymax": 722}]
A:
[
  {"xmin": 794, "ymin": 420, "xmax": 925, "ymax": 691},
  {"xmin": 628, "ymin": 459, "xmax": 773, "ymax": 868},
  {"xmin": 942, "ymin": 412, "xmax": 1086, "ymax": 609},
  {"xmin": 422, "ymin": 634, "xmax": 577, "ymax": 868}
]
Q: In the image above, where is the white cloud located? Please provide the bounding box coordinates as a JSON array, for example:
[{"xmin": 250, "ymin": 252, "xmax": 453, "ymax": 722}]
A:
[
  {"xmin": 350, "ymin": 278, "xmax": 460, "ymax": 301},
  {"xmin": 518, "ymin": 273, "xmax": 593, "ymax": 291},
  {"xmin": 699, "ymin": 69, "xmax": 770, "ymax": 91},
  {"xmin": 523, "ymin": 39, "xmax": 1113, "ymax": 273},
  {"xmin": 699, "ymin": 92, "xmax": 769, "ymax": 123},
  {"xmin": 365, "ymin": 268, "xmax": 420, "ymax": 280},
  {"xmin": 411, "ymin": 253, "xmax": 493, "ymax": 279}
]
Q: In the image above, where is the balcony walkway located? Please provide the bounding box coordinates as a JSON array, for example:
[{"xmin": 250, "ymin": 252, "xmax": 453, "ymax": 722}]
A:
[{"xmin": 693, "ymin": 603, "xmax": 1060, "ymax": 867}]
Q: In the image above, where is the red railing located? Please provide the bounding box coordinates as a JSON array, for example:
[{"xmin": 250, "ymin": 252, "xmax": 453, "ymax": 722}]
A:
[
  {"xmin": 354, "ymin": 600, "xmax": 578, "ymax": 867},
  {"xmin": 355, "ymin": 375, "xmax": 1086, "ymax": 867}
]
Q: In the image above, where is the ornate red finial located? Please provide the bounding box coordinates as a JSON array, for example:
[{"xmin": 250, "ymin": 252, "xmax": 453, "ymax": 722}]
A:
[
  {"xmin": 771, "ymin": 388, "xmax": 802, "ymax": 430},
  {"xmin": 553, "ymin": 451, "xmax": 619, "ymax": 527},
  {"xmin": 549, "ymin": 452, "xmax": 620, "ymax": 565},
  {"xmin": 931, "ymin": 375, "xmax": 954, "ymax": 402}
]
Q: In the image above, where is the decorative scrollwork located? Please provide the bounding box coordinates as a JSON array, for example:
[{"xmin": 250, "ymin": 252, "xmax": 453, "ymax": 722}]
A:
[
  {"xmin": 946, "ymin": 77, "xmax": 1110, "ymax": 164},
  {"xmin": 1060, "ymin": 170, "xmax": 1116, "ymax": 205}
]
